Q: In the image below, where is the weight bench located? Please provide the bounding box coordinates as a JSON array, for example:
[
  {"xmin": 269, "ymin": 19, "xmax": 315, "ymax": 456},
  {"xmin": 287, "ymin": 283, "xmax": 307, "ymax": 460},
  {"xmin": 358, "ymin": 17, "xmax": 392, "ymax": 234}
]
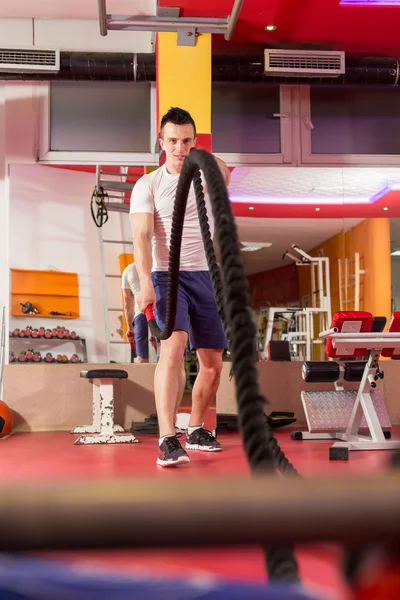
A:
[
  {"xmin": 72, "ymin": 369, "xmax": 138, "ymax": 445},
  {"xmin": 292, "ymin": 311, "xmax": 400, "ymax": 460}
]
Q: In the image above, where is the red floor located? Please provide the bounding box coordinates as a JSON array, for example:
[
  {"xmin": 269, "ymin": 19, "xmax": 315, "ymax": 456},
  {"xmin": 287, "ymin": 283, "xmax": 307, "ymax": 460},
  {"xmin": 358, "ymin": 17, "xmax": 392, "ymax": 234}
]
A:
[{"xmin": 1, "ymin": 429, "xmax": 398, "ymax": 599}]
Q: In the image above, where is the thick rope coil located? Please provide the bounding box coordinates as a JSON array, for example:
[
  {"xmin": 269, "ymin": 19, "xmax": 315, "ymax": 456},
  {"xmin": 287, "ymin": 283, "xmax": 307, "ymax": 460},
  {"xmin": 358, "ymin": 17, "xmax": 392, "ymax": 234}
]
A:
[{"xmin": 145, "ymin": 148, "xmax": 300, "ymax": 582}]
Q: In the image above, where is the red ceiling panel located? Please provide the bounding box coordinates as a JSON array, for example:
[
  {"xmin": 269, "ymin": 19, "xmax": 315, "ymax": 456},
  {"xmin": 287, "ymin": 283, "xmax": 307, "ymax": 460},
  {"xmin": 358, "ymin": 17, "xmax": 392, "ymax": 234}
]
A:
[{"xmin": 159, "ymin": 0, "xmax": 400, "ymax": 56}]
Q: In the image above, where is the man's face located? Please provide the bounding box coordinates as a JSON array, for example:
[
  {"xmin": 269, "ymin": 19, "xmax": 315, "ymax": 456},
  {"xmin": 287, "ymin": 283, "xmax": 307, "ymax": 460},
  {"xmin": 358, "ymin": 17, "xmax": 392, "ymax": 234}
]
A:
[{"xmin": 159, "ymin": 122, "xmax": 196, "ymax": 173}]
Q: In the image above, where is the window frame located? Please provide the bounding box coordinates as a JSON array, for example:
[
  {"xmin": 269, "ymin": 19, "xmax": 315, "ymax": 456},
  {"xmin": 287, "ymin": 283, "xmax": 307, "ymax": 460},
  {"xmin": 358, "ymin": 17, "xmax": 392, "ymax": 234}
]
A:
[
  {"xmin": 299, "ymin": 85, "xmax": 400, "ymax": 166},
  {"xmin": 37, "ymin": 81, "xmax": 159, "ymax": 166},
  {"xmin": 214, "ymin": 85, "xmax": 295, "ymax": 166}
]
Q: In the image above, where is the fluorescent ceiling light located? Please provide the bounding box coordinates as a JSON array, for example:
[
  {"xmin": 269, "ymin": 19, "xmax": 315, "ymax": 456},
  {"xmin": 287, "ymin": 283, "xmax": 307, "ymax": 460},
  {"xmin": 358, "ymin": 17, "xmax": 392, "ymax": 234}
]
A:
[{"xmin": 241, "ymin": 242, "xmax": 272, "ymax": 252}]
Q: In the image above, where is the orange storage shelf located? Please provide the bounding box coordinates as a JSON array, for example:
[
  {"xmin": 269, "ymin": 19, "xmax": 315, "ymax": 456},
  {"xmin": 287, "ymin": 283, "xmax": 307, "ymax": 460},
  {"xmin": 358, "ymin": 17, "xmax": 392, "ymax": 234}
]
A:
[{"xmin": 10, "ymin": 268, "xmax": 80, "ymax": 319}]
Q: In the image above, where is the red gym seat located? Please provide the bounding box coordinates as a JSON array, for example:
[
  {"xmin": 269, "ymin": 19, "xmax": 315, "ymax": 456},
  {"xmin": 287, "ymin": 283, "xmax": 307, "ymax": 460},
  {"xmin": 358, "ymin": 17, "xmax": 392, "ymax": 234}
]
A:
[
  {"xmin": 325, "ymin": 311, "xmax": 374, "ymax": 359},
  {"xmin": 381, "ymin": 311, "xmax": 400, "ymax": 358}
]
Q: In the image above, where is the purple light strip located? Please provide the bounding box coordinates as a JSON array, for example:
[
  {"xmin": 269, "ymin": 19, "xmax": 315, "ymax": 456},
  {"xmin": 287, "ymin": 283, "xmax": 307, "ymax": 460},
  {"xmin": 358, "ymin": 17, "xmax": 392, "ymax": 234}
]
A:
[
  {"xmin": 340, "ymin": 1, "xmax": 400, "ymax": 5},
  {"xmin": 229, "ymin": 196, "xmax": 370, "ymax": 205},
  {"xmin": 229, "ymin": 183, "xmax": 400, "ymax": 206}
]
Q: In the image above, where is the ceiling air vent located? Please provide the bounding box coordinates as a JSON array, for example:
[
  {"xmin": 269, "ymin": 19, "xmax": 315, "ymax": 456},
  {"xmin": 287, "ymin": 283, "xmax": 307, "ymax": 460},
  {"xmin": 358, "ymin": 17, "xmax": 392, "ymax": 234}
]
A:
[
  {"xmin": 264, "ymin": 49, "xmax": 345, "ymax": 77},
  {"xmin": 0, "ymin": 47, "xmax": 60, "ymax": 73}
]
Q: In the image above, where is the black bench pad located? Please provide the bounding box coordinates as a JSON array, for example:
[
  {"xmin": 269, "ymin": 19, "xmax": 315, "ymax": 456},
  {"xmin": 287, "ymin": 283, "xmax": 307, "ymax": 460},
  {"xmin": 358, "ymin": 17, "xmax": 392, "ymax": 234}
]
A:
[{"xmin": 80, "ymin": 369, "xmax": 128, "ymax": 380}]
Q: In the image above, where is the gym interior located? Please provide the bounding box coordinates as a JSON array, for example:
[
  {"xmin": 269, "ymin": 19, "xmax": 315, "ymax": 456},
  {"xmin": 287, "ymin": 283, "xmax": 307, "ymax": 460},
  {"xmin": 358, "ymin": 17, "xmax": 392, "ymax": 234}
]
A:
[{"xmin": 1, "ymin": 2, "xmax": 400, "ymax": 599}]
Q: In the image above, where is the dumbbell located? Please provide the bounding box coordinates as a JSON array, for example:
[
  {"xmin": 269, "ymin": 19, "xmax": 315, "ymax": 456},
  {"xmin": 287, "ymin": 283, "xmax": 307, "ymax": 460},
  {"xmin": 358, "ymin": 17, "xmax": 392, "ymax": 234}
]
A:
[
  {"xmin": 25, "ymin": 349, "xmax": 34, "ymax": 361},
  {"xmin": 31, "ymin": 328, "xmax": 39, "ymax": 338},
  {"xmin": 38, "ymin": 327, "xmax": 45, "ymax": 337},
  {"xmin": 24, "ymin": 326, "xmax": 33, "ymax": 337},
  {"xmin": 70, "ymin": 354, "xmax": 80, "ymax": 363},
  {"xmin": 32, "ymin": 351, "xmax": 42, "ymax": 363},
  {"xmin": 18, "ymin": 329, "xmax": 26, "ymax": 338},
  {"xmin": 70, "ymin": 331, "xmax": 79, "ymax": 339},
  {"xmin": 44, "ymin": 353, "xmax": 55, "ymax": 363},
  {"xmin": 12, "ymin": 328, "xmax": 20, "ymax": 337},
  {"xmin": 63, "ymin": 329, "xmax": 71, "ymax": 339},
  {"xmin": 44, "ymin": 329, "xmax": 52, "ymax": 339},
  {"xmin": 9, "ymin": 351, "xmax": 16, "ymax": 363},
  {"xmin": 18, "ymin": 351, "xmax": 27, "ymax": 362}
]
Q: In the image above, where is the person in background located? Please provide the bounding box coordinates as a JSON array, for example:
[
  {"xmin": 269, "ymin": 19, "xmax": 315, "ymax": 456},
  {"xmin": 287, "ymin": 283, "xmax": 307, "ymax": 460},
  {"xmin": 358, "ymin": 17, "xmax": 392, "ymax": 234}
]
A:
[
  {"xmin": 122, "ymin": 261, "xmax": 186, "ymax": 430},
  {"xmin": 121, "ymin": 262, "xmax": 154, "ymax": 363}
]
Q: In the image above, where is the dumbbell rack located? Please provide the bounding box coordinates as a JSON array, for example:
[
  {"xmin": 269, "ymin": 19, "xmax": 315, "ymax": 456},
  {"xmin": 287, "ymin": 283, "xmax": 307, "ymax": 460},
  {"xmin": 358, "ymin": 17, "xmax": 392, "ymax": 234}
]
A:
[
  {"xmin": 294, "ymin": 330, "xmax": 400, "ymax": 460},
  {"xmin": 9, "ymin": 333, "xmax": 88, "ymax": 364}
]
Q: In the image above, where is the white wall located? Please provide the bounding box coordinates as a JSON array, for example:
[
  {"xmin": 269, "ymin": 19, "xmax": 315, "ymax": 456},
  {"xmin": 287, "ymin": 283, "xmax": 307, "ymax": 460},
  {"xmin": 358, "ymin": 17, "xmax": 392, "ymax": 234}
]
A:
[
  {"xmin": 0, "ymin": 82, "xmax": 38, "ymax": 389},
  {"xmin": 0, "ymin": 81, "xmax": 151, "ymax": 371},
  {"xmin": 8, "ymin": 164, "xmax": 132, "ymax": 363},
  {"xmin": 0, "ymin": 16, "xmax": 154, "ymax": 53}
]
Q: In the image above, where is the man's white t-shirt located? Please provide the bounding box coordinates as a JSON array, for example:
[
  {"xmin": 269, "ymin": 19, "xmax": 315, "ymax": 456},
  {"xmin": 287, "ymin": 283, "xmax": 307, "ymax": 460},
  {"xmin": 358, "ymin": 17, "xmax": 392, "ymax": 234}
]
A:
[
  {"xmin": 121, "ymin": 263, "xmax": 141, "ymax": 319},
  {"xmin": 129, "ymin": 165, "xmax": 213, "ymax": 272}
]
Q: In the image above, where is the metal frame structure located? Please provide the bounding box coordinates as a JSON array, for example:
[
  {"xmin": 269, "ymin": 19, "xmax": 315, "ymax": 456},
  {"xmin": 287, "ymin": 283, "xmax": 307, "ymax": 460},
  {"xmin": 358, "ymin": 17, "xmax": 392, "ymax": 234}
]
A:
[
  {"xmin": 263, "ymin": 244, "xmax": 332, "ymax": 361},
  {"xmin": 296, "ymin": 326, "xmax": 400, "ymax": 460},
  {"xmin": 97, "ymin": 0, "xmax": 244, "ymax": 45},
  {"xmin": 338, "ymin": 252, "xmax": 365, "ymax": 311}
]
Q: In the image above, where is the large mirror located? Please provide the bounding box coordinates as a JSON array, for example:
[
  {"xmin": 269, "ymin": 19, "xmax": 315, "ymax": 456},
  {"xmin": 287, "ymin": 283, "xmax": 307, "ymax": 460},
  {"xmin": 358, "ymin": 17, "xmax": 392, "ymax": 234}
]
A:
[
  {"xmin": 243, "ymin": 167, "xmax": 400, "ymax": 363},
  {"xmin": 8, "ymin": 162, "xmax": 399, "ymax": 369},
  {"xmin": 6, "ymin": 162, "xmax": 343, "ymax": 367}
]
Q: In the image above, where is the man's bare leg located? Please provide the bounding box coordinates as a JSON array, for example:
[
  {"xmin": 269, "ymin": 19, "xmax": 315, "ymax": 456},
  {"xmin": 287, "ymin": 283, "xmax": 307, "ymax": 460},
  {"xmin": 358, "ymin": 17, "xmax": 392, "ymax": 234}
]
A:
[
  {"xmin": 185, "ymin": 348, "xmax": 223, "ymax": 452},
  {"xmin": 174, "ymin": 360, "xmax": 188, "ymax": 430},
  {"xmin": 188, "ymin": 348, "xmax": 223, "ymax": 427},
  {"xmin": 154, "ymin": 330, "xmax": 188, "ymax": 437}
]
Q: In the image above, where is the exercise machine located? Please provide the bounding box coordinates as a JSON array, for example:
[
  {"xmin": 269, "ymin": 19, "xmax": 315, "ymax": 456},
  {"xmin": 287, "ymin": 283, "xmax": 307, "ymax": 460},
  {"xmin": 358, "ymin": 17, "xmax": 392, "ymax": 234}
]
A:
[
  {"xmin": 263, "ymin": 244, "xmax": 332, "ymax": 361},
  {"xmin": 292, "ymin": 311, "xmax": 400, "ymax": 460}
]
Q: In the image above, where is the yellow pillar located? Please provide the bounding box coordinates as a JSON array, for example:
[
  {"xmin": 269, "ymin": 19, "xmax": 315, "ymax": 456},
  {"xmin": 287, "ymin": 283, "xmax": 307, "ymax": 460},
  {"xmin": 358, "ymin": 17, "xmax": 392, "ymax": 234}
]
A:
[
  {"xmin": 156, "ymin": 32, "xmax": 212, "ymax": 153},
  {"xmin": 156, "ymin": 31, "xmax": 215, "ymax": 430}
]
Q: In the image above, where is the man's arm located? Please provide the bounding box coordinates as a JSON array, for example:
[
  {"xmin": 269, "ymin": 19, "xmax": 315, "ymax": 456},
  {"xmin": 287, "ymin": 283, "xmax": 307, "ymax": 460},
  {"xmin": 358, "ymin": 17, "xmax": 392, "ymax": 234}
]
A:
[
  {"xmin": 130, "ymin": 213, "xmax": 156, "ymax": 312},
  {"xmin": 213, "ymin": 155, "xmax": 231, "ymax": 187},
  {"xmin": 122, "ymin": 288, "xmax": 136, "ymax": 336}
]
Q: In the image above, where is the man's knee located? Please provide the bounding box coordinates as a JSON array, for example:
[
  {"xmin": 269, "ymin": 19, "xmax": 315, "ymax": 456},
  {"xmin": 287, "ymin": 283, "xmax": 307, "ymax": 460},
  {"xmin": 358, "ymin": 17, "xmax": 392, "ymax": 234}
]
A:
[
  {"xmin": 160, "ymin": 332, "xmax": 187, "ymax": 367},
  {"xmin": 197, "ymin": 350, "xmax": 223, "ymax": 384}
]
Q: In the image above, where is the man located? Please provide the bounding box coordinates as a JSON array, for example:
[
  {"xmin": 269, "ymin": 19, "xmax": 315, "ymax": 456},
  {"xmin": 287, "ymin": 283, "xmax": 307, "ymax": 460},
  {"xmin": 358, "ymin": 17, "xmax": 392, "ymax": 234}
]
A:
[
  {"xmin": 121, "ymin": 262, "xmax": 152, "ymax": 363},
  {"xmin": 130, "ymin": 106, "xmax": 231, "ymax": 467}
]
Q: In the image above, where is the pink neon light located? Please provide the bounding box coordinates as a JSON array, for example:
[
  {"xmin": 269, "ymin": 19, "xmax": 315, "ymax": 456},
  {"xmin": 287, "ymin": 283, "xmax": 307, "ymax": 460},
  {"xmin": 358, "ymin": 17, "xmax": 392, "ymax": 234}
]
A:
[
  {"xmin": 229, "ymin": 196, "xmax": 370, "ymax": 205},
  {"xmin": 340, "ymin": 1, "xmax": 400, "ymax": 5},
  {"xmin": 228, "ymin": 183, "xmax": 400, "ymax": 206}
]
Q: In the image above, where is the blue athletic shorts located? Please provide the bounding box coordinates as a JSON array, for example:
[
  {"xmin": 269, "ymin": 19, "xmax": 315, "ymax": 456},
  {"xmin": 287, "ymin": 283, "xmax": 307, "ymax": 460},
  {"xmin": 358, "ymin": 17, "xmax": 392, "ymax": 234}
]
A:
[
  {"xmin": 152, "ymin": 271, "xmax": 226, "ymax": 350},
  {"xmin": 133, "ymin": 313, "xmax": 149, "ymax": 359}
]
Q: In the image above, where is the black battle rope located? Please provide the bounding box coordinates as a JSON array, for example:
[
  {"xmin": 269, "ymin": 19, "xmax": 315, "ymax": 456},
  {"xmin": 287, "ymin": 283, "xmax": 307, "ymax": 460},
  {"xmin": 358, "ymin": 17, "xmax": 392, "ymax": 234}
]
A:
[{"xmin": 144, "ymin": 148, "xmax": 300, "ymax": 582}]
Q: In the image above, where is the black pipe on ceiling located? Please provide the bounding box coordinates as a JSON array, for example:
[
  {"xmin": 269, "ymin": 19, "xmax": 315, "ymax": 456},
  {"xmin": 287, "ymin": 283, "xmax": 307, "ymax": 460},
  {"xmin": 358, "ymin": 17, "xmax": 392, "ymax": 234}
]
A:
[
  {"xmin": 0, "ymin": 52, "xmax": 399, "ymax": 87},
  {"xmin": 212, "ymin": 56, "xmax": 400, "ymax": 87}
]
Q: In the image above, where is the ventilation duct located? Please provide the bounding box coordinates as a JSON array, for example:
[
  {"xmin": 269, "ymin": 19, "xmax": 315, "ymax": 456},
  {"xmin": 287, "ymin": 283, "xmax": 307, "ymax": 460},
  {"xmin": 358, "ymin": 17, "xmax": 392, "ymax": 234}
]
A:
[
  {"xmin": 264, "ymin": 49, "xmax": 345, "ymax": 78},
  {"xmin": 0, "ymin": 52, "xmax": 399, "ymax": 87},
  {"xmin": 0, "ymin": 47, "xmax": 60, "ymax": 73},
  {"xmin": 212, "ymin": 55, "xmax": 400, "ymax": 87}
]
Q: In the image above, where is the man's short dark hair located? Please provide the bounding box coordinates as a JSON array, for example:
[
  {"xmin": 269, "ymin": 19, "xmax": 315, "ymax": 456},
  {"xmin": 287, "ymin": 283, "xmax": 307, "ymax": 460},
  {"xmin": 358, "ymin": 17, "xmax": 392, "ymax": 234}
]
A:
[{"xmin": 159, "ymin": 107, "xmax": 196, "ymax": 138}]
